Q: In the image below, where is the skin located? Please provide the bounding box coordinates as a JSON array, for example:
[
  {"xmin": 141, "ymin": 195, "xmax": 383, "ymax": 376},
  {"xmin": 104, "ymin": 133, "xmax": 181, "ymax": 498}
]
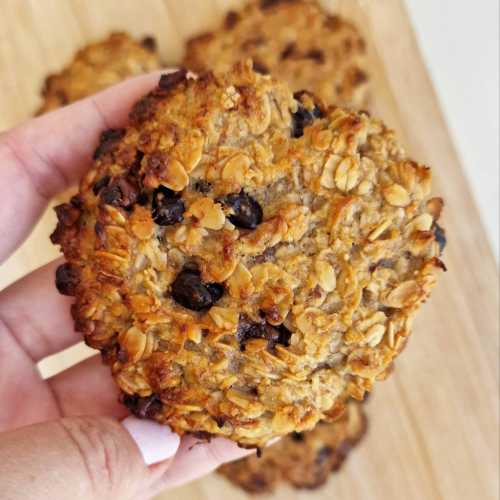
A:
[{"xmin": 0, "ymin": 72, "xmax": 253, "ymax": 500}]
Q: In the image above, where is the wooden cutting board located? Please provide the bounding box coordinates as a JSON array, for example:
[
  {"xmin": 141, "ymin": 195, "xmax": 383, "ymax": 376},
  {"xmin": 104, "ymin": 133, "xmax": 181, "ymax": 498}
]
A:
[{"xmin": 0, "ymin": 1, "xmax": 498, "ymax": 499}]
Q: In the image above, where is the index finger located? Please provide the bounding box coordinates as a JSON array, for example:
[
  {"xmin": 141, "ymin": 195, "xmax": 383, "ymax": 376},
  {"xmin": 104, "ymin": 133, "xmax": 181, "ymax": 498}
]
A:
[{"xmin": 0, "ymin": 70, "xmax": 166, "ymax": 263}]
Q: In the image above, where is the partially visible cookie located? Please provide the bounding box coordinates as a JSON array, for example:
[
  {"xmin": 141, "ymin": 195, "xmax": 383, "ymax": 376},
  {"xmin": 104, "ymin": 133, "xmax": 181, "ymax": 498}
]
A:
[
  {"xmin": 37, "ymin": 32, "xmax": 161, "ymax": 114},
  {"xmin": 184, "ymin": 0, "xmax": 369, "ymax": 108},
  {"xmin": 218, "ymin": 400, "xmax": 367, "ymax": 494}
]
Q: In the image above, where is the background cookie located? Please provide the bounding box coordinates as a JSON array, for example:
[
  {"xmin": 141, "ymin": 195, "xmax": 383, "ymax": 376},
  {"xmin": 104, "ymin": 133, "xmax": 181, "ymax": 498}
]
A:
[
  {"xmin": 184, "ymin": 0, "xmax": 369, "ymax": 108},
  {"xmin": 37, "ymin": 32, "xmax": 161, "ymax": 114},
  {"xmin": 51, "ymin": 62, "xmax": 445, "ymax": 448},
  {"xmin": 218, "ymin": 400, "xmax": 367, "ymax": 493}
]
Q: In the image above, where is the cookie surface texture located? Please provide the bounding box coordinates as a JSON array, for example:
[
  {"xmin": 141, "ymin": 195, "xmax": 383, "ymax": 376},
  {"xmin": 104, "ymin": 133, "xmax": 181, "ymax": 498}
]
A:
[
  {"xmin": 37, "ymin": 32, "xmax": 161, "ymax": 114},
  {"xmin": 51, "ymin": 62, "xmax": 445, "ymax": 447},
  {"xmin": 184, "ymin": 0, "xmax": 369, "ymax": 107},
  {"xmin": 218, "ymin": 400, "xmax": 367, "ymax": 493}
]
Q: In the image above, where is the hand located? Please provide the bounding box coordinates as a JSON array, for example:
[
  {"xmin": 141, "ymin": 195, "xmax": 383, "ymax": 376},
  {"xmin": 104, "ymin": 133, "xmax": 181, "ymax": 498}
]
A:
[{"xmin": 0, "ymin": 73, "xmax": 253, "ymax": 500}]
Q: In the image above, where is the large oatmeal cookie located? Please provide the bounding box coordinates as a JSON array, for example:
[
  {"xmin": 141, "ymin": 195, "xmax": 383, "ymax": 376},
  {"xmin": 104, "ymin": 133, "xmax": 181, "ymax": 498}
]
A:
[
  {"xmin": 184, "ymin": 0, "xmax": 369, "ymax": 108},
  {"xmin": 218, "ymin": 400, "xmax": 367, "ymax": 493},
  {"xmin": 51, "ymin": 61, "xmax": 446, "ymax": 447},
  {"xmin": 37, "ymin": 32, "xmax": 161, "ymax": 114}
]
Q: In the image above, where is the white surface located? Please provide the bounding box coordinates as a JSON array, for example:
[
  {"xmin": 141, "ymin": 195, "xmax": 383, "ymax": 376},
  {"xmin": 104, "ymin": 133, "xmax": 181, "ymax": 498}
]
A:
[{"xmin": 405, "ymin": 0, "xmax": 499, "ymax": 260}]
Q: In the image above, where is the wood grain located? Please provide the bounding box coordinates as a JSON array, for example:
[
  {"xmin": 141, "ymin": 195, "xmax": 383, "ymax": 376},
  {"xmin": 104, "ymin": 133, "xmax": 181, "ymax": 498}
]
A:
[{"xmin": 0, "ymin": 1, "xmax": 498, "ymax": 499}]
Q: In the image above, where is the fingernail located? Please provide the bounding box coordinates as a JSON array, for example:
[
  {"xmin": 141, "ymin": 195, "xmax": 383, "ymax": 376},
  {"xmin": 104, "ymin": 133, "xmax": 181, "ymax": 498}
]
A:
[
  {"xmin": 267, "ymin": 437, "xmax": 281, "ymax": 446},
  {"xmin": 122, "ymin": 416, "xmax": 180, "ymax": 465}
]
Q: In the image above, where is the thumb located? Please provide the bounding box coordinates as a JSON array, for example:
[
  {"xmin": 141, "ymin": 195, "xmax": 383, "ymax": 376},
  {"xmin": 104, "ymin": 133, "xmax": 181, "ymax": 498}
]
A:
[{"xmin": 0, "ymin": 416, "xmax": 180, "ymax": 500}]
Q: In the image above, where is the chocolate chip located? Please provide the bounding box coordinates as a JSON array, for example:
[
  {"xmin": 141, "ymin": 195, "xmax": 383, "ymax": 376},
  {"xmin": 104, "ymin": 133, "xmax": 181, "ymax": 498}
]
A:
[
  {"xmin": 70, "ymin": 195, "xmax": 83, "ymax": 209},
  {"xmin": 100, "ymin": 185, "xmax": 121, "ymax": 206},
  {"xmin": 55, "ymin": 263, "xmax": 79, "ymax": 296},
  {"xmin": 291, "ymin": 106, "xmax": 314, "ymax": 138},
  {"xmin": 136, "ymin": 192, "xmax": 149, "ymax": 206},
  {"xmin": 100, "ymin": 177, "xmax": 139, "ymax": 209},
  {"xmin": 121, "ymin": 394, "xmax": 162, "ymax": 419},
  {"xmin": 224, "ymin": 192, "xmax": 263, "ymax": 230},
  {"xmin": 158, "ymin": 69, "xmax": 188, "ymax": 91},
  {"xmin": 291, "ymin": 432, "xmax": 305, "ymax": 442},
  {"xmin": 306, "ymin": 49, "xmax": 325, "ymax": 64},
  {"xmin": 116, "ymin": 347, "xmax": 129, "ymax": 363},
  {"xmin": 152, "ymin": 186, "xmax": 185, "ymax": 226},
  {"xmin": 236, "ymin": 317, "xmax": 292, "ymax": 351},
  {"xmin": 153, "ymin": 184, "xmax": 175, "ymax": 199},
  {"xmin": 141, "ymin": 35, "xmax": 157, "ymax": 52},
  {"xmin": 206, "ymin": 283, "xmax": 225, "ymax": 303},
  {"xmin": 253, "ymin": 60, "xmax": 270, "ymax": 75},
  {"xmin": 193, "ymin": 179, "xmax": 212, "ymax": 194},
  {"xmin": 172, "ymin": 269, "xmax": 223, "ymax": 311},
  {"xmin": 214, "ymin": 416, "xmax": 227, "ymax": 428},
  {"xmin": 236, "ymin": 319, "xmax": 267, "ymax": 347},
  {"xmin": 276, "ymin": 324, "xmax": 293, "ymax": 347},
  {"xmin": 291, "ymin": 99, "xmax": 323, "ymax": 139},
  {"xmin": 280, "ymin": 42, "xmax": 297, "ymax": 60},
  {"xmin": 434, "ymin": 223, "xmax": 447, "ymax": 253},
  {"xmin": 315, "ymin": 446, "xmax": 333, "ymax": 465},
  {"xmin": 225, "ymin": 10, "xmax": 240, "ymax": 29},
  {"xmin": 92, "ymin": 175, "xmax": 110, "ymax": 196},
  {"xmin": 93, "ymin": 128, "xmax": 125, "ymax": 160}
]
